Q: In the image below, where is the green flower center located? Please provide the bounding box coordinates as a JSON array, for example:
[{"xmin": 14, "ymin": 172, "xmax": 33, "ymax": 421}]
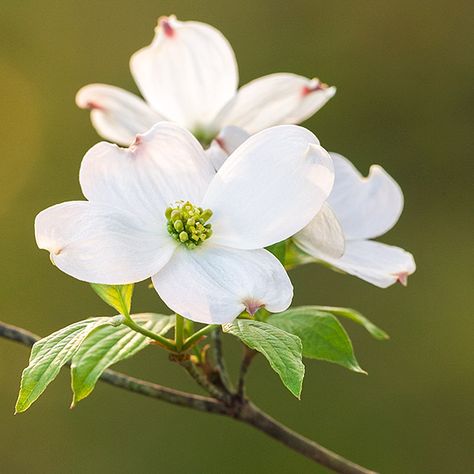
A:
[{"xmin": 165, "ymin": 201, "xmax": 213, "ymax": 249}]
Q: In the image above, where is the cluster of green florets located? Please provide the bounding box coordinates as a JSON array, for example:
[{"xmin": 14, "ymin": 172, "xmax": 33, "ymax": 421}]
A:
[{"xmin": 165, "ymin": 201, "xmax": 213, "ymax": 249}]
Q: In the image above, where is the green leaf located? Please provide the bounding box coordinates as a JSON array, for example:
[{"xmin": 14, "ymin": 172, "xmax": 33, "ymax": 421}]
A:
[
  {"xmin": 223, "ymin": 320, "xmax": 304, "ymax": 398},
  {"xmin": 71, "ymin": 313, "xmax": 175, "ymax": 406},
  {"xmin": 90, "ymin": 283, "xmax": 134, "ymax": 316},
  {"xmin": 266, "ymin": 240, "xmax": 287, "ymax": 264},
  {"xmin": 15, "ymin": 318, "xmax": 111, "ymax": 413},
  {"xmin": 306, "ymin": 305, "xmax": 389, "ymax": 340},
  {"xmin": 268, "ymin": 308, "xmax": 366, "ymax": 374}
]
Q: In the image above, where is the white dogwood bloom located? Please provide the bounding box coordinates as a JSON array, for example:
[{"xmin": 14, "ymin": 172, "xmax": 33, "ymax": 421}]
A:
[
  {"xmin": 294, "ymin": 153, "xmax": 416, "ymax": 287},
  {"xmin": 76, "ymin": 16, "xmax": 336, "ymax": 146},
  {"xmin": 207, "ymin": 127, "xmax": 415, "ymax": 287},
  {"xmin": 35, "ymin": 123, "xmax": 336, "ymax": 324}
]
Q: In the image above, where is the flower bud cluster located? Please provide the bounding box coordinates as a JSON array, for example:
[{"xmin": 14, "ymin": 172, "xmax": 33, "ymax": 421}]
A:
[{"xmin": 165, "ymin": 201, "xmax": 213, "ymax": 249}]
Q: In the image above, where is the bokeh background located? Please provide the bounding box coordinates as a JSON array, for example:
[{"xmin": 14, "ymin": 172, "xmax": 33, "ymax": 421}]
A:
[{"xmin": 1, "ymin": 1, "xmax": 472, "ymax": 472}]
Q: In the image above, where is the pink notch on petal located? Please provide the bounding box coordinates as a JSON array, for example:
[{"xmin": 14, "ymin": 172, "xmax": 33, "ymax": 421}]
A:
[
  {"xmin": 301, "ymin": 79, "xmax": 329, "ymax": 97},
  {"xmin": 395, "ymin": 272, "xmax": 409, "ymax": 286},
  {"xmin": 243, "ymin": 298, "xmax": 264, "ymax": 316},
  {"xmin": 214, "ymin": 136, "xmax": 230, "ymax": 155},
  {"xmin": 129, "ymin": 134, "xmax": 143, "ymax": 151},
  {"xmin": 159, "ymin": 16, "xmax": 175, "ymax": 38},
  {"xmin": 85, "ymin": 101, "xmax": 105, "ymax": 111}
]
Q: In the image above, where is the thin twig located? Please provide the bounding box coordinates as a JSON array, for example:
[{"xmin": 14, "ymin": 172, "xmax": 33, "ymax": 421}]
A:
[
  {"xmin": 238, "ymin": 402, "xmax": 377, "ymax": 474},
  {"xmin": 0, "ymin": 320, "xmax": 377, "ymax": 474},
  {"xmin": 237, "ymin": 346, "xmax": 257, "ymax": 398},
  {"xmin": 177, "ymin": 358, "xmax": 232, "ymax": 404},
  {"xmin": 210, "ymin": 327, "xmax": 233, "ymax": 391}
]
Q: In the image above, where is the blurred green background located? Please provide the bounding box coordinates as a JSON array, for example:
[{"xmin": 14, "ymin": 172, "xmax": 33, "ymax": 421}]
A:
[{"xmin": 1, "ymin": 1, "xmax": 472, "ymax": 472}]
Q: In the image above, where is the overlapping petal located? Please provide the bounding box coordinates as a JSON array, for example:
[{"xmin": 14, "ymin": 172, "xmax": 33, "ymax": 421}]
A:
[
  {"xmin": 130, "ymin": 16, "xmax": 238, "ymax": 131},
  {"xmin": 80, "ymin": 122, "xmax": 215, "ymax": 220},
  {"xmin": 293, "ymin": 203, "xmax": 345, "ymax": 259},
  {"xmin": 205, "ymin": 125, "xmax": 250, "ymax": 171},
  {"xmin": 75, "ymin": 84, "xmax": 163, "ymax": 145},
  {"xmin": 216, "ymin": 73, "xmax": 336, "ymax": 134},
  {"xmin": 35, "ymin": 201, "xmax": 176, "ymax": 284},
  {"xmin": 328, "ymin": 153, "xmax": 404, "ymax": 240},
  {"xmin": 152, "ymin": 246, "xmax": 292, "ymax": 324},
  {"xmin": 310, "ymin": 240, "xmax": 416, "ymax": 288},
  {"xmin": 203, "ymin": 125, "xmax": 334, "ymax": 249}
]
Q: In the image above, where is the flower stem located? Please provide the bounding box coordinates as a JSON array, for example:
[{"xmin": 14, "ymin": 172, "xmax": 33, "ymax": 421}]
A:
[
  {"xmin": 175, "ymin": 314, "xmax": 185, "ymax": 352},
  {"xmin": 182, "ymin": 324, "xmax": 218, "ymax": 350},
  {"xmin": 123, "ymin": 315, "xmax": 176, "ymax": 351}
]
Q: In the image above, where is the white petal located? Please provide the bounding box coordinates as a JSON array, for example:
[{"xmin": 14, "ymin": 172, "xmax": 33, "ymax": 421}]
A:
[
  {"xmin": 35, "ymin": 201, "xmax": 176, "ymax": 284},
  {"xmin": 205, "ymin": 125, "xmax": 250, "ymax": 171},
  {"xmin": 216, "ymin": 73, "xmax": 336, "ymax": 134},
  {"xmin": 76, "ymin": 84, "xmax": 164, "ymax": 145},
  {"xmin": 80, "ymin": 122, "xmax": 215, "ymax": 221},
  {"xmin": 293, "ymin": 203, "xmax": 345, "ymax": 259},
  {"xmin": 308, "ymin": 239, "xmax": 416, "ymax": 288},
  {"xmin": 203, "ymin": 125, "xmax": 334, "ymax": 250},
  {"xmin": 152, "ymin": 246, "xmax": 292, "ymax": 324},
  {"xmin": 130, "ymin": 16, "xmax": 238, "ymax": 132},
  {"xmin": 328, "ymin": 153, "xmax": 404, "ymax": 240}
]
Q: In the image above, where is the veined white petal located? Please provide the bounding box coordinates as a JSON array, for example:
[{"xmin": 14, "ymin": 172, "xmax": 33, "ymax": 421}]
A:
[
  {"xmin": 216, "ymin": 73, "xmax": 336, "ymax": 134},
  {"xmin": 328, "ymin": 153, "xmax": 404, "ymax": 240},
  {"xmin": 76, "ymin": 84, "xmax": 164, "ymax": 145},
  {"xmin": 35, "ymin": 201, "xmax": 176, "ymax": 284},
  {"xmin": 307, "ymin": 239, "xmax": 416, "ymax": 288},
  {"xmin": 206, "ymin": 125, "xmax": 250, "ymax": 171},
  {"xmin": 293, "ymin": 203, "xmax": 345, "ymax": 259},
  {"xmin": 152, "ymin": 246, "xmax": 292, "ymax": 324},
  {"xmin": 203, "ymin": 125, "xmax": 334, "ymax": 250},
  {"xmin": 80, "ymin": 122, "xmax": 215, "ymax": 221},
  {"xmin": 130, "ymin": 16, "xmax": 238, "ymax": 132}
]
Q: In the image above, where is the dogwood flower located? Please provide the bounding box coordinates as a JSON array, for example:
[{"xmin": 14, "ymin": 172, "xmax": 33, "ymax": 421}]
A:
[
  {"xmin": 35, "ymin": 122, "xmax": 337, "ymax": 324},
  {"xmin": 76, "ymin": 16, "xmax": 336, "ymax": 146},
  {"xmin": 207, "ymin": 127, "xmax": 415, "ymax": 287}
]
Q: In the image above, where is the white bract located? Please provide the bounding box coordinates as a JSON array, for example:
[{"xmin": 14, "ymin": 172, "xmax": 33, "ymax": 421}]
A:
[
  {"xmin": 76, "ymin": 15, "xmax": 336, "ymax": 146},
  {"xmin": 207, "ymin": 127, "xmax": 415, "ymax": 287},
  {"xmin": 35, "ymin": 122, "xmax": 336, "ymax": 324}
]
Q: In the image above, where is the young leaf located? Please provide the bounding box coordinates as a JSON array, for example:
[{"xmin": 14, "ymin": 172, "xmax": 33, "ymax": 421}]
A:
[
  {"xmin": 71, "ymin": 313, "xmax": 175, "ymax": 406},
  {"xmin": 90, "ymin": 283, "xmax": 134, "ymax": 316},
  {"xmin": 223, "ymin": 320, "xmax": 304, "ymax": 398},
  {"xmin": 309, "ymin": 305, "xmax": 389, "ymax": 340},
  {"xmin": 15, "ymin": 318, "xmax": 111, "ymax": 413},
  {"xmin": 268, "ymin": 308, "xmax": 367, "ymax": 374}
]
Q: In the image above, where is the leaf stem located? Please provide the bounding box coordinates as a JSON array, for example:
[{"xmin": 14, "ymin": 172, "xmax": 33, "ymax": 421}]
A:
[
  {"xmin": 182, "ymin": 324, "xmax": 218, "ymax": 350},
  {"xmin": 123, "ymin": 316, "xmax": 176, "ymax": 351}
]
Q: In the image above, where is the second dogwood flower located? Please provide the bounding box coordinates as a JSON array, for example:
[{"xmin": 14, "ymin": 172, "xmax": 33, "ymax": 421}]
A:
[{"xmin": 76, "ymin": 16, "xmax": 335, "ymax": 145}]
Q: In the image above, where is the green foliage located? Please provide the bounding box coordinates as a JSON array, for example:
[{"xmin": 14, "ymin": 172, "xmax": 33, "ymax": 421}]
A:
[
  {"xmin": 15, "ymin": 318, "xmax": 110, "ymax": 413},
  {"xmin": 90, "ymin": 283, "xmax": 134, "ymax": 316},
  {"xmin": 71, "ymin": 313, "xmax": 175, "ymax": 406},
  {"xmin": 266, "ymin": 240, "xmax": 287, "ymax": 264},
  {"xmin": 268, "ymin": 308, "xmax": 366, "ymax": 374},
  {"xmin": 16, "ymin": 314, "xmax": 172, "ymax": 413},
  {"xmin": 223, "ymin": 319, "xmax": 304, "ymax": 398},
  {"xmin": 310, "ymin": 306, "xmax": 389, "ymax": 340}
]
